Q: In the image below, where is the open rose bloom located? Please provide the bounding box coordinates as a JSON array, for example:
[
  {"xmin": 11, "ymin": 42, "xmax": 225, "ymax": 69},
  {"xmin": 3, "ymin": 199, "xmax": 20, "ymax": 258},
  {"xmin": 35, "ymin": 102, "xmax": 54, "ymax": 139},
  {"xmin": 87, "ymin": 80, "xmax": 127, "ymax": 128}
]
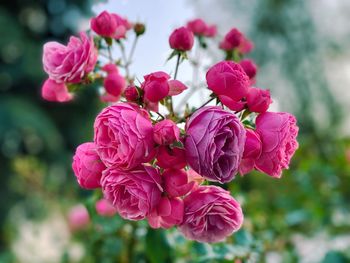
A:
[{"xmin": 38, "ymin": 10, "xmax": 300, "ymax": 244}]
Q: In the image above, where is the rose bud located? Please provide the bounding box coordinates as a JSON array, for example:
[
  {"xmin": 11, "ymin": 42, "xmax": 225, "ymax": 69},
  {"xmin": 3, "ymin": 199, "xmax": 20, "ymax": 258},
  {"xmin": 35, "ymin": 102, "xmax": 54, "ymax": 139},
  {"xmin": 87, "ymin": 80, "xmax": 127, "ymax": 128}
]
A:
[
  {"xmin": 67, "ymin": 205, "xmax": 90, "ymax": 231},
  {"xmin": 156, "ymin": 145, "xmax": 187, "ymax": 169},
  {"xmin": 72, "ymin": 142, "xmax": 105, "ymax": 189},
  {"xmin": 94, "ymin": 103, "xmax": 154, "ymax": 169},
  {"xmin": 206, "ymin": 61, "xmax": 249, "ymax": 102},
  {"xmin": 239, "ymin": 129, "xmax": 262, "ymax": 175},
  {"xmin": 134, "ymin": 22, "xmax": 146, "ymax": 36},
  {"xmin": 43, "ymin": 32, "xmax": 97, "ymax": 84},
  {"xmin": 246, "ymin": 87, "xmax": 272, "ymax": 113},
  {"xmin": 90, "ymin": 11, "xmax": 118, "ymax": 38},
  {"xmin": 95, "ymin": 199, "xmax": 117, "ymax": 217},
  {"xmin": 254, "ymin": 112, "xmax": 299, "ymax": 177},
  {"xmin": 124, "ymin": 85, "xmax": 140, "ymax": 102},
  {"xmin": 239, "ymin": 59, "xmax": 258, "ymax": 80},
  {"xmin": 101, "ymin": 165, "xmax": 162, "ymax": 220},
  {"xmin": 41, "ymin": 78, "xmax": 73, "ymax": 102},
  {"xmin": 223, "ymin": 28, "xmax": 243, "ymax": 50},
  {"xmin": 238, "ymin": 36, "xmax": 254, "ymax": 54},
  {"xmin": 179, "ymin": 185, "xmax": 243, "ymax": 243},
  {"xmin": 185, "ymin": 106, "xmax": 246, "ymax": 183},
  {"xmin": 103, "ymin": 72, "xmax": 126, "ymax": 98},
  {"xmin": 168, "ymin": 79, "xmax": 187, "ymax": 96},
  {"xmin": 153, "ymin": 119, "xmax": 180, "ymax": 145},
  {"xmin": 142, "ymin": 71, "xmax": 170, "ymax": 102},
  {"xmin": 186, "ymin": 18, "xmax": 208, "ymax": 36},
  {"xmin": 163, "ymin": 169, "xmax": 194, "ymax": 198},
  {"xmin": 204, "ymin": 25, "xmax": 217, "ymax": 37},
  {"xmin": 218, "ymin": 95, "xmax": 246, "ymax": 112},
  {"xmin": 102, "ymin": 63, "xmax": 118, "ymax": 74},
  {"xmin": 148, "ymin": 197, "xmax": 184, "ymax": 229},
  {"xmin": 169, "ymin": 26, "xmax": 194, "ymax": 51}
]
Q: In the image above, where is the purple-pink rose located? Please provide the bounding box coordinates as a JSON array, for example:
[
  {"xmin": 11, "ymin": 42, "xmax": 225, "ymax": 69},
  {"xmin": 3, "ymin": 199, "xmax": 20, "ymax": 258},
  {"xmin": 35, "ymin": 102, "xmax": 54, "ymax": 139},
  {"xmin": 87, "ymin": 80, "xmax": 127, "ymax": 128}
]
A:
[
  {"xmin": 185, "ymin": 106, "xmax": 246, "ymax": 183},
  {"xmin": 206, "ymin": 61, "xmax": 249, "ymax": 101},
  {"xmin": 254, "ymin": 112, "xmax": 299, "ymax": 177},
  {"xmin": 43, "ymin": 32, "xmax": 97, "ymax": 84},
  {"xmin": 142, "ymin": 71, "xmax": 170, "ymax": 102},
  {"xmin": 101, "ymin": 165, "xmax": 162, "ymax": 220},
  {"xmin": 153, "ymin": 119, "xmax": 180, "ymax": 145},
  {"xmin": 246, "ymin": 87, "xmax": 272, "ymax": 113},
  {"xmin": 163, "ymin": 169, "xmax": 194, "ymax": 198},
  {"xmin": 68, "ymin": 205, "xmax": 90, "ymax": 232},
  {"xmin": 95, "ymin": 199, "xmax": 117, "ymax": 217},
  {"xmin": 147, "ymin": 197, "xmax": 184, "ymax": 229},
  {"xmin": 94, "ymin": 103, "xmax": 154, "ymax": 169},
  {"xmin": 169, "ymin": 26, "xmax": 194, "ymax": 51},
  {"xmin": 41, "ymin": 78, "xmax": 73, "ymax": 102},
  {"xmin": 179, "ymin": 185, "xmax": 243, "ymax": 243},
  {"xmin": 72, "ymin": 142, "xmax": 105, "ymax": 189}
]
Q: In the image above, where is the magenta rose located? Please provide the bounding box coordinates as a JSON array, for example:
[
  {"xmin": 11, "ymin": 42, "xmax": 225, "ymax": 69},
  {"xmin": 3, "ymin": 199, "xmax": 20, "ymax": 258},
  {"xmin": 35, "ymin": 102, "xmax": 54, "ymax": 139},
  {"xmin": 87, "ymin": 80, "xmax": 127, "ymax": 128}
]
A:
[
  {"xmin": 238, "ymin": 36, "xmax": 254, "ymax": 54},
  {"xmin": 186, "ymin": 18, "xmax": 208, "ymax": 36},
  {"xmin": 204, "ymin": 25, "xmax": 217, "ymax": 37},
  {"xmin": 101, "ymin": 165, "xmax": 162, "ymax": 220},
  {"xmin": 239, "ymin": 59, "xmax": 258, "ymax": 80},
  {"xmin": 153, "ymin": 119, "xmax": 180, "ymax": 145},
  {"xmin": 254, "ymin": 112, "xmax": 299, "ymax": 177},
  {"xmin": 239, "ymin": 129, "xmax": 262, "ymax": 175},
  {"xmin": 124, "ymin": 85, "xmax": 140, "ymax": 102},
  {"xmin": 246, "ymin": 87, "xmax": 272, "ymax": 113},
  {"xmin": 156, "ymin": 145, "xmax": 187, "ymax": 169},
  {"xmin": 206, "ymin": 61, "xmax": 249, "ymax": 101},
  {"xmin": 90, "ymin": 11, "xmax": 119, "ymax": 38},
  {"xmin": 72, "ymin": 142, "xmax": 105, "ymax": 189},
  {"xmin": 147, "ymin": 197, "xmax": 184, "ymax": 229},
  {"xmin": 94, "ymin": 103, "xmax": 154, "ymax": 169},
  {"xmin": 185, "ymin": 106, "xmax": 246, "ymax": 183},
  {"xmin": 179, "ymin": 185, "xmax": 243, "ymax": 243},
  {"xmin": 68, "ymin": 205, "xmax": 90, "ymax": 231},
  {"xmin": 168, "ymin": 80, "xmax": 187, "ymax": 96},
  {"xmin": 41, "ymin": 78, "xmax": 73, "ymax": 102},
  {"xmin": 43, "ymin": 32, "xmax": 97, "ymax": 84},
  {"xmin": 219, "ymin": 28, "xmax": 243, "ymax": 51},
  {"xmin": 163, "ymin": 169, "xmax": 194, "ymax": 198},
  {"xmin": 169, "ymin": 26, "xmax": 194, "ymax": 51},
  {"xmin": 141, "ymin": 71, "xmax": 170, "ymax": 102}
]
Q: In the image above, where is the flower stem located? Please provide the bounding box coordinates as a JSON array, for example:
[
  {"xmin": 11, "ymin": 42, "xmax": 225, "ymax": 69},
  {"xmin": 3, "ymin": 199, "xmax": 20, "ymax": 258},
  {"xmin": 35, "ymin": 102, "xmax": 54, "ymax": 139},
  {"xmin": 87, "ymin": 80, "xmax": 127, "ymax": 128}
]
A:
[
  {"xmin": 107, "ymin": 45, "xmax": 113, "ymax": 63},
  {"xmin": 127, "ymin": 35, "xmax": 138, "ymax": 66},
  {"xmin": 173, "ymin": 53, "xmax": 181, "ymax": 80}
]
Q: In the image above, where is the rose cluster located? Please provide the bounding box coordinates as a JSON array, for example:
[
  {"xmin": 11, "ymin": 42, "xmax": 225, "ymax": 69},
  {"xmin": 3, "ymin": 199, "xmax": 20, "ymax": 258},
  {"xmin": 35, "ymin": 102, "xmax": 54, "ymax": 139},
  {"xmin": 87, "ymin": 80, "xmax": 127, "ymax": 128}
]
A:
[{"xmin": 42, "ymin": 11, "xmax": 299, "ymax": 243}]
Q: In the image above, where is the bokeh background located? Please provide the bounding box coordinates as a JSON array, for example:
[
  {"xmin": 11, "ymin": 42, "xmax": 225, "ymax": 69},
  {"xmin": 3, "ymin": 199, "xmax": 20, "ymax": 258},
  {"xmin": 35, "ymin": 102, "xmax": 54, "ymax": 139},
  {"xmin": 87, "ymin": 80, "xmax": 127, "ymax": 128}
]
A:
[{"xmin": 1, "ymin": 0, "xmax": 350, "ymax": 262}]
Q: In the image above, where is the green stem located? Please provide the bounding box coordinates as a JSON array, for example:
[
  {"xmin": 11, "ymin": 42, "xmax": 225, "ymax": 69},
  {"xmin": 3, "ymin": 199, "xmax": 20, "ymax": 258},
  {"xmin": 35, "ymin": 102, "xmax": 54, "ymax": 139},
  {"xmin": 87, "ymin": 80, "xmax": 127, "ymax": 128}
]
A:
[{"xmin": 173, "ymin": 53, "xmax": 181, "ymax": 80}]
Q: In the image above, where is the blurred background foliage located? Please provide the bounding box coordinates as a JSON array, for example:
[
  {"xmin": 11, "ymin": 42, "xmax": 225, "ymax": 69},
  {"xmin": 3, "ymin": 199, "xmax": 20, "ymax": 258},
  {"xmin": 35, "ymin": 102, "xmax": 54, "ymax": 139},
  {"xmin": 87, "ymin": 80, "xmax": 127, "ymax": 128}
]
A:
[{"xmin": 1, "ymin": 0, "xmax": 350, "ymax": 262}]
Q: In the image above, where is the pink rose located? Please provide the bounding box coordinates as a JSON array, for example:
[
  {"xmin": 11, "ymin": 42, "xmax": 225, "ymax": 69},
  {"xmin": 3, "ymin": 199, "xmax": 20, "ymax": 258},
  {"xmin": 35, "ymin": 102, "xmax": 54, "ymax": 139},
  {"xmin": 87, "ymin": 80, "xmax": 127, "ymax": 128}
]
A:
[
  {"xmin": 168, "ymin": 80, "xmax": 187, "ymax": 96},
  {"xmin": 246, "ymin": 87, "xmax": 272, "ymax": 113},
  {"xmin": 102, "ymin": 63, "xmax": 118, "ymax": 74},
  {"xmin": 68, "ymin": 205, "xmax": 90, "ymax": 231},
  {"xmin": 187, "ymin": 169, "xmax": 204, "ymax": 189},
  {"xmin": 239, "ymin": 59, "xmax": 258, "ymax": 80},
  {"xmin": 185, "ymin": 106, "xmax": 246, "ymax": 183},
  {"xmin": 218, "ymin": 95, "xmax": 246, "ymax": 112},
  {"xmin": 43, "ymin": 32, "xmax": 97, "ymax": 84},
  {"xmin": 169, "ymin": 26, "xmax": 194, "ymax": 51},
  {"xmin": 179, "ymin": 185, "xmax": 244, "ymax": 243},
  {"xmin": 239, "ymin": 129, "xmax": 262, "ymax": 175},
  {"xmin": 90, "ymin": 11, "xmax": 119, "ymax": 38},
  {"xmin": 100, "ymin": 93, "xmax": 120, "ymax": 103},
  {"xmin": 101, "ymin": 165, "xmax": 162, "ymax": 220},
  {"xmin": 103, "ymin": 72, "xmax": 126, "ymax": 98},
  {"xmin": 95, "ymin": 199, "xmax": 117, "ymax": 217},
  {"xmin": 204, "ymin": 25, "xmax": 217, "ymax": 37},
  {"xmin": 142, "ymin": 71, "xmax": 170, "ymax": 102},
  {"xmin": 163, "ymin": 169, "xmax": 194, "ymax": 198},
  {"xmin": 124, "ymin": 85, "xmax": 140, "ymax": 102},
  {"xmin": 156, "ymin": 145, "xmax": 187, "ymax": 169},
  {"xmin": 206, "ymin": 61, "xmax": 249, "ymax": 101},
  {"xmin": 153, "ymin": 119, "xmax": 180, "ymax": 145},
  {"xmin": 254, "ymin": 112, "xmax": 299, "ymax": 177},
  {"xmin": 186, "ymin": 18, "xmax": 208, "ymax": 36},
  {"xmin": 72, "ymin": 142, "xmax": 105, "ymax": 189},
  {"xmin": 41, "ymin": 78, "xmax": 73, "ymax": 102},
  {"xmin": 147, "ymin": 197, "xmax": 184, "ymax": 229},
  {"xmin": 94, "ymin": 103, "xmax": 154, "ymax": 169}
]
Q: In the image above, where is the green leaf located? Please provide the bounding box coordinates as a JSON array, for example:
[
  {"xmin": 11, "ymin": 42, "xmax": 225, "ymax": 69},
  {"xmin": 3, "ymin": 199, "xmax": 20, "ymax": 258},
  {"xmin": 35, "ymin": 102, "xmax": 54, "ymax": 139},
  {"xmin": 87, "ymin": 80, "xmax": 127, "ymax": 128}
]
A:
[{"xmin": 145, "ymin": 228, "xmax": 172, "ymax": 263}]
